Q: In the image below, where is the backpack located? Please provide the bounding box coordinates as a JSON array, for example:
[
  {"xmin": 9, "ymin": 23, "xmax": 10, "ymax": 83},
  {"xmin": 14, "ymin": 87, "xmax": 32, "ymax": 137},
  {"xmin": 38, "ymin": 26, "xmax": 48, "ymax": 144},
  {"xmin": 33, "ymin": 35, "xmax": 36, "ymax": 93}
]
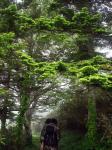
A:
[{"xmin": 44, "ymin": 123, "xmax": 57, "ymax": 146}]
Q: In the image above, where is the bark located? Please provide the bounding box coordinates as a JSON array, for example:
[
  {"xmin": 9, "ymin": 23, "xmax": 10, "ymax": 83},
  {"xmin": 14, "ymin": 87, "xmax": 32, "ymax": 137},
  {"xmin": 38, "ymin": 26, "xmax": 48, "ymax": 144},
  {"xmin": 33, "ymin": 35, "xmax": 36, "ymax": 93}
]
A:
[
  {"xmin": 1, "ymin": 116, "xmax": 6, "ymax": 134},
  {"xmin": 0, "ymin": 106, "xmax": 7, "ymax": 134},
  {"xmin": 24, "ymin": 109, "xmax": 32, "ymax": 145}
]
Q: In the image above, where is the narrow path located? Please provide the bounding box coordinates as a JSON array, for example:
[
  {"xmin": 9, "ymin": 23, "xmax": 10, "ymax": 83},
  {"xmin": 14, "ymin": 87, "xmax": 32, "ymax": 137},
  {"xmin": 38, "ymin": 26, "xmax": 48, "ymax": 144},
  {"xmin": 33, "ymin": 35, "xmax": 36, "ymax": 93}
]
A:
[{"xmin": 24, "ymin": 131, "xmax": 83, "ymax": 150}]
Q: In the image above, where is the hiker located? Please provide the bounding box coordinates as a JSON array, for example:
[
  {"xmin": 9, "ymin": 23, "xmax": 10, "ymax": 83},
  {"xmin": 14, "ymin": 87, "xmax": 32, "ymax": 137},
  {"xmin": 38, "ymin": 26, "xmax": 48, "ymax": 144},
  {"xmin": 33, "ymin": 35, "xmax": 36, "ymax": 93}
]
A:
[
  {"xmin": 40, "ymin": 118, "xmax": 51, "ymax": 150},
  {"xmin": 40, "ymin": 118, "xmax": 60, "ymax": 150},
  {"xmin": 50, "ymin": 118, "xmax": 60, "ymax": 150}
]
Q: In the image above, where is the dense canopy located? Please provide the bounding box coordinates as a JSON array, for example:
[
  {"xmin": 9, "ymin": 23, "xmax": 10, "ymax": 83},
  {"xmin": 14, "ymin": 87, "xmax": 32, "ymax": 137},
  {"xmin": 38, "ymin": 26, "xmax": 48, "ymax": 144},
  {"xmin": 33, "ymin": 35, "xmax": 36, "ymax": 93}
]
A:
[{"xmin": 0, "ymin": 0, "xmax": 112, "ymax": 150}]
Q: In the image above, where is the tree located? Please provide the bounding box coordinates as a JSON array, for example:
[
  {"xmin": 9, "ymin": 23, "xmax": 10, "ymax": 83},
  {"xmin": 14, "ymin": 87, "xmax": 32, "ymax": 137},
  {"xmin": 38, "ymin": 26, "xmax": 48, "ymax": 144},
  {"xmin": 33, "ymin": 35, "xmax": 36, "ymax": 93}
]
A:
[{"xmin": 0, "ymin": 1, "xmax": 112, "ymax": 149}]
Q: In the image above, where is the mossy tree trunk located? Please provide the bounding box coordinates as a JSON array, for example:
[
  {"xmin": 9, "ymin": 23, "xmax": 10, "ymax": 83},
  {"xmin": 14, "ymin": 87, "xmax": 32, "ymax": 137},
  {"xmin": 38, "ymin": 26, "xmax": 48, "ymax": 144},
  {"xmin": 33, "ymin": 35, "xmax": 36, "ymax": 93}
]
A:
[
  {"xmin": 86, "ymin": 87, "xmax": 97, "ymax": 150},
  {"xmin": 16, "ymin": 90, "xmax": 30, "ymax": 149},
  {"xmin": 24, "ymin": 109, "xmax": 32, "ymax": 145}
]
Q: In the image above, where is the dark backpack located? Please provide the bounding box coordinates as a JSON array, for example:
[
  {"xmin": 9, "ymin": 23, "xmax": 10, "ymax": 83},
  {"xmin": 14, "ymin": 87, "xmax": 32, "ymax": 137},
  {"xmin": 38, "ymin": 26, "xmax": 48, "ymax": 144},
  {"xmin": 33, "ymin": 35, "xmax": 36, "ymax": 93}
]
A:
[{"xmin": 44, "ymin": 124, "xmax": 57, "ymax": 146}]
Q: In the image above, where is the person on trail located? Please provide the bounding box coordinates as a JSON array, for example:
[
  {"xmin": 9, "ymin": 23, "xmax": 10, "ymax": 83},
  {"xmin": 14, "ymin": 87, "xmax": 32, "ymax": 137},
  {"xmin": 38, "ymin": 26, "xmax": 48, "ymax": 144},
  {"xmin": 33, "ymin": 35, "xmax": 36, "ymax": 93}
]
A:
[
  {"xmin": 40, "ymin": 118, "xmax": 60, "ymax": 150},
  {"xmin": 40, "ymin": 118, "xmax": 51, "ymax": 150}
]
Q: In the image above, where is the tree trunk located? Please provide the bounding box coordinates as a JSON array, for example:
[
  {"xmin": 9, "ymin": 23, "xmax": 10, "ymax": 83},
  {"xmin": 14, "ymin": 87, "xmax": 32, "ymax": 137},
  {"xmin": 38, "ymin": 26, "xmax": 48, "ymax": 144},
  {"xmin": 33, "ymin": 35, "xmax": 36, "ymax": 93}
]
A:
[
  {"xmin": 24, "ymin": 109, "xmax": 32, "ymax": 145},
  {"xmin": 1, "ymin": 117, "xmax": 6, "ymax": 134},
  {"xmin": 1, "ymin": 106, "xmax": 7, "ymax": 135}
]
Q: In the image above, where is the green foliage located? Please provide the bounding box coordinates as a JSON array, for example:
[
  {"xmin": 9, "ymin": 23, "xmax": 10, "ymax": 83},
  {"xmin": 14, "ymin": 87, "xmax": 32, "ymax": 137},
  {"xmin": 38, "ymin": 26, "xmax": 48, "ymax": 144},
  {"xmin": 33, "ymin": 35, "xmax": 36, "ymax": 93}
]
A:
[
  {"xmin": 76, "ymin": 55, "xmax": 111, "ymax": 68},
  {"xmin": 0, "ymin": 0, "xmax": 11, "ymax": 8},
  {"xmin": 0, "ymin": 127, "xmax": 18, "ymax": 149},
  {"xmin": 19, "ymin": 15, "xmax": 36, "ymax": 31},
  {"xmin": 0, "ymin": 32, "xmax": 15, "ymax": 42},
  {"xmin": 79, "ymin": 66, "xmax": 98, "ymax": 77},
  {"xmin": 72, "ymin": 7, "xmax": 105, "ymax": 34},
  {"xmin": 0, "ymin": 134, "xmax": 5, "ymax": 146},
  {"xmin": 68, "ymin": 56, "xmax": 112, "ymax": 90},
  {"xmin": 35, "ymin": 15, "xmax": 70, "ymax": 31},
  {"xmin": 34, "ymin": 9, "xmax": 105, "ymax": 34},
  {"xmin": 54, "ymin": 15, "xmax": 70, "ymax": 30},
  {"xmin": 24, "ymin": 135, "xmax": 40, "ymax": 150},
  {"xmin": 17, "ymin": 50, "xmax": 57, "ymax": 81},
  {"xmin": 75, "ymin": 34, "xmax": 90, "ymax": 45},
  {"xmin": 5, "ymin": 4, "xmax": 17, "ymax": 13},
  {"xmin": 0, "ymin": 6, "xmax": 104, "ymax": 35},
  {"xmin": 48, "ymin": 0, "xmax": 62, "ymax": 11},
  {"xmin": 0, "ymin": 4, "xmax": 18, "ymax": 32},
  {"xmin": 0, "ymin": 88, "xmax": 8, "ymax": 96},
  {"xmin": 0, "ymin": 1, "xmax": 111, "ymax": 149},
  {"xmin": 89, "ymin": 75, "xmax": 108, "ymax": 86},
  {"xmin": 0, "ymin": 4, "xmax": 17, "ymax": 16},
  {"xmin": 35, "ymin": 17, "xmax": 54, "ymax": 30},
  {"xmin": 68, "ymin": 67, "xmax": 77, "ymax": 76},
  {"xmin": 92, "ymin": 55, "xmax": 110, "ymax": 64},
  {"xmin": 60, "ymin": 7, "xmax": 74, "ymax": 20},
  {"xmin": 59, "ymin": 131, "xmax": 84, "ymax": 150},
  {"xmin": 35, "ymin": 62, "xmax": 57, "ymax": 80},
  {"xmin": 17, "ymin": 50, "xmax": 37, "ymax": 67},
  {"xmin": 80, "ymin": 74, "xmax": 112, "ymax": 90},
  {"xmin": 0, "ymin": 32, "xmax": 15, "ymax": 56},
  {"xmin": 100, "ymin": 64, "xmax": 112, "ymax": 71},
  {"xmin": 56, "ymin": 62, "xmax": 67, "ymax": 72}
]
